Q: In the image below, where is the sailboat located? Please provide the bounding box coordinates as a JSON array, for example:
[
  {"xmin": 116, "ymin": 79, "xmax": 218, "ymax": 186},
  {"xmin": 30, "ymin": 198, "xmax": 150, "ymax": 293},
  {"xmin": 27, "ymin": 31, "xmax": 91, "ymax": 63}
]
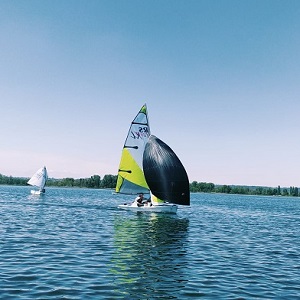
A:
[
  {"xmin": 116, "ymin": 104, "xmax": 190, "ymax": 213},
  {"xmin": 27, "ymin": 166, "xmax": 48, "ymax": 195}
]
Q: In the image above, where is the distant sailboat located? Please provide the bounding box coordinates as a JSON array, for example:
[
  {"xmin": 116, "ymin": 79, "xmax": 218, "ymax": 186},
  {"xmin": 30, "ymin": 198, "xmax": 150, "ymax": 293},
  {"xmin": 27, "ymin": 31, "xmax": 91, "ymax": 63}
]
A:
[
  {"xmin": 27, "ymin": 166, "xmax": 48, "ymax": 195},
  {"xmin": 116, "ymin": 104, "xmax": 190, "ymax": 213}
]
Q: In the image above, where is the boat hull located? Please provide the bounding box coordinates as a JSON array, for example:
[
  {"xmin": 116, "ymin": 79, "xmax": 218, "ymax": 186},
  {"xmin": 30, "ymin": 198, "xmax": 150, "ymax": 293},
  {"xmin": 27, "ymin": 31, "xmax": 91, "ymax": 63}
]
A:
[
  {"xmin": 118, "ymin": 203, "xmax": 177, "ymax": 214},
  {"xmin": 30, "ymin": 190, "xmax": 45, "ymax": 195}
]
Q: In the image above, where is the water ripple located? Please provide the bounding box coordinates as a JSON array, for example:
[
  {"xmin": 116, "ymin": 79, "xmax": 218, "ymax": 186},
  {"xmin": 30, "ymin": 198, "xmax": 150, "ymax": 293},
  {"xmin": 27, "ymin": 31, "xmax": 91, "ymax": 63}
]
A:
[{"xmin": 1, "ymin": 187, "xmax": 300, "ymax": 298}]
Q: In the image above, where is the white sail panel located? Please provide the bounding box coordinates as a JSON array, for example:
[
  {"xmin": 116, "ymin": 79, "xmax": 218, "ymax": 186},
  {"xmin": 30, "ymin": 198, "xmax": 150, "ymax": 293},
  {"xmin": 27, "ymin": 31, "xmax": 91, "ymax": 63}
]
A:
[{"xmin": 124, "ymin": 122, "xmax": 150, "ymax": 168}]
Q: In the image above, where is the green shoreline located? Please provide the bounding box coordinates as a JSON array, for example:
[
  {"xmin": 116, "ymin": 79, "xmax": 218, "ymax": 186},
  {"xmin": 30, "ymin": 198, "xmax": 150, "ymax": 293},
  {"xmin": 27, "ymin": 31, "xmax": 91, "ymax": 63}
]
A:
[{"xmin": 1, "ymin": 173, "xmax": 299, "ymax": 197}]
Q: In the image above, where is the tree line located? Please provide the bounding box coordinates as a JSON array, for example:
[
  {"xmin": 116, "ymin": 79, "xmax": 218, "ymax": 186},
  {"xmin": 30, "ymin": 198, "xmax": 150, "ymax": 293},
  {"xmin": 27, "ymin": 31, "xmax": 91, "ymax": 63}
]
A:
[
  {"xmin": 190, "ymin": 181, "xmax": 299, "ymax": 197},
  {"xmin": 0, "ymin": 173, "xmax": 299, "ymax": 196},
  {"xmin": 0, "ymin": 173, "xmax": 117, "ymax": 189}
]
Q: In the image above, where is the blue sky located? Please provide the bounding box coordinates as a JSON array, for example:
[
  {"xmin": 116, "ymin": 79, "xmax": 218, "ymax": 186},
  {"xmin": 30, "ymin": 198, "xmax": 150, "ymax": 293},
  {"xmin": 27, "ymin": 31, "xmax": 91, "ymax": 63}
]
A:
[{"xmin": 1, "ymin": 0, "xmax": 300, "ymax": 187}]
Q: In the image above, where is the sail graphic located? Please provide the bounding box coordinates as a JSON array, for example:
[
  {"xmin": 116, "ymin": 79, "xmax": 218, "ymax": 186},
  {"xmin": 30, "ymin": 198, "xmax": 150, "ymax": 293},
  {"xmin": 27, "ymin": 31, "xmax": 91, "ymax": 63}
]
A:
[
  {"xmin": 116, "ymin": 104, "xmax": 150, "ymax": 194},
  {"xmin": 27, "ymin": 166, "xmax": 48, "ymax": 191},
  {"xmin": 143, "ymin": 135, "xmax": 190, "ymax": 206}
]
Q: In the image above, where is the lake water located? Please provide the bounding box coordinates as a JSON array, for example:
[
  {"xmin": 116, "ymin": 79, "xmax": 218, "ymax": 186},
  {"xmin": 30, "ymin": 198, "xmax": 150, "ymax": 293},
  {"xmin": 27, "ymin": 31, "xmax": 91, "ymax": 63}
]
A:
[{"xmin": 1, "ymin": 185, "xmax": 300, "ymax": 299}]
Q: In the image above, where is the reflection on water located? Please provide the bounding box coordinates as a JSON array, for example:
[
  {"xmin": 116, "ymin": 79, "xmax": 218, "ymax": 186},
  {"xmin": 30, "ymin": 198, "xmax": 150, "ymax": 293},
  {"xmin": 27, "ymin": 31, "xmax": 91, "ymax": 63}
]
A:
[
  {"xmin": 112, "ymin": 213, "xmax": 189, "ymax": 298},
  {"xmin": 2, "ymin": 187, "xmax": 300, "ymax": 299}
]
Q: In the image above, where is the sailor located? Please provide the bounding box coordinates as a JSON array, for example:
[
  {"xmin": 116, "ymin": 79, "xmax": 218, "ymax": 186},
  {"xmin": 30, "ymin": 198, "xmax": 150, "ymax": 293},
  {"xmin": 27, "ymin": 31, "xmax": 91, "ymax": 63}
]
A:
[{"xmin": 134, "ymin": 193, "xmax": 144, "ymax": 206}]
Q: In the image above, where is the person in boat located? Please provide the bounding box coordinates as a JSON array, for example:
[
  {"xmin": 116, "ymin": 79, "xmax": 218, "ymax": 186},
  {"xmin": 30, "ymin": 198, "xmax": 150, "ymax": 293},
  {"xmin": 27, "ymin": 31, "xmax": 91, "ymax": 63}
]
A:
[{"xmin": 134, "ymin": 193, "xmax": 144, "ymax": 206}]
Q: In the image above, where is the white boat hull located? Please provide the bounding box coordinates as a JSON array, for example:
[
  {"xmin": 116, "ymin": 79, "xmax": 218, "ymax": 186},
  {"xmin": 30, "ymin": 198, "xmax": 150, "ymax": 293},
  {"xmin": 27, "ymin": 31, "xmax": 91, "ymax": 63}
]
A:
[
  {"xmin": 118, "ymin": 203, "xmax": 177, "ymax": 214},
  {"xmin": 30, "ymin": 190, "xmax": 45, "ymax": 195}
]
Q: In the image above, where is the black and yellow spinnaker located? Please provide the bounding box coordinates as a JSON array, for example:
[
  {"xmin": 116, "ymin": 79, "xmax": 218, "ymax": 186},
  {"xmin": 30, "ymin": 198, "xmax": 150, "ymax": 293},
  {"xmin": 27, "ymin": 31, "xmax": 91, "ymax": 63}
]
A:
[{"xmin": 143, "ymin": 135, "xmax": 190, "ymax": 206}]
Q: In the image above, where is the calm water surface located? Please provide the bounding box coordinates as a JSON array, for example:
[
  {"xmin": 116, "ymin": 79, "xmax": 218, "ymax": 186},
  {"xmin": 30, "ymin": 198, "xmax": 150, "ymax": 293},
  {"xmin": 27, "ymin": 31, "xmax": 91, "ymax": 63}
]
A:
[{"xmin": 1, "ymin": 186, "xmax": 300, "ymax": 299}]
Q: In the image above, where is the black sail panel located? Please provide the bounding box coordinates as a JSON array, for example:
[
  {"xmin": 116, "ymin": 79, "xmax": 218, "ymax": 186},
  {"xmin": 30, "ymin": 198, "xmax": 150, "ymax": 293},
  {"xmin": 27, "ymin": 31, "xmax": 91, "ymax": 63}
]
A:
[{"xmin": 143, "ymin": 135, "xmax": 190, "ymax": 205}]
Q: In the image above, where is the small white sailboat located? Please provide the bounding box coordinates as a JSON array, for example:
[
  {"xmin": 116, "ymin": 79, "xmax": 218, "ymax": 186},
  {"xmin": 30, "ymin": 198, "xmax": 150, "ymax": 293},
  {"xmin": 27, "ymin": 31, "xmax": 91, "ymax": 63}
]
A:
[
  {"xmin": 116, "ymin": 104, "xmax": 190, "ymax": 213},
  {"xmin": 27, "ymin": 166, "xmax": 48, "ymax": 195}
]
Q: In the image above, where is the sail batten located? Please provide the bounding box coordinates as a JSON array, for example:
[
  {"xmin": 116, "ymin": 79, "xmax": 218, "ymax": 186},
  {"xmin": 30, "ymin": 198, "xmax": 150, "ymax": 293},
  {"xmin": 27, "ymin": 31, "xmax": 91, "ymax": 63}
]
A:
[
  {"xmin": 119, "ymin": 169, "xmax": 132, "ymax": 173},
  {"xmin": 132, "ymin": 122, "xmax": 148, "ymax": 125}
]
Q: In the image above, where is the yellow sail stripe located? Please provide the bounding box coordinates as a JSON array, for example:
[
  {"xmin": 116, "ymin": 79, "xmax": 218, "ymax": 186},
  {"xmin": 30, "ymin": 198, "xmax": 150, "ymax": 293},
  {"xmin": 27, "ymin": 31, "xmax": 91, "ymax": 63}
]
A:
[
  {"xmin": 116, "ymin": 148, "xmax": 148, "ymax": 192},
  {"xmin": 150, "ymin": 193, "xmax": 164, "ymax": 204}
]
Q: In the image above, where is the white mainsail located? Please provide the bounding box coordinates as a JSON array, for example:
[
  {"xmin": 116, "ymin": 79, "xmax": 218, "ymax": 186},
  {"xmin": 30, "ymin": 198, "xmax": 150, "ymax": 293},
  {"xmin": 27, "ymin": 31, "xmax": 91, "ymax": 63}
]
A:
[
  {"xmin": 27, "ymin": 166, "xmax": 48, "ymax": 191},
  {"xmin": 115, "ymin": 104, "xmax": 150, "ymax": 194}
]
